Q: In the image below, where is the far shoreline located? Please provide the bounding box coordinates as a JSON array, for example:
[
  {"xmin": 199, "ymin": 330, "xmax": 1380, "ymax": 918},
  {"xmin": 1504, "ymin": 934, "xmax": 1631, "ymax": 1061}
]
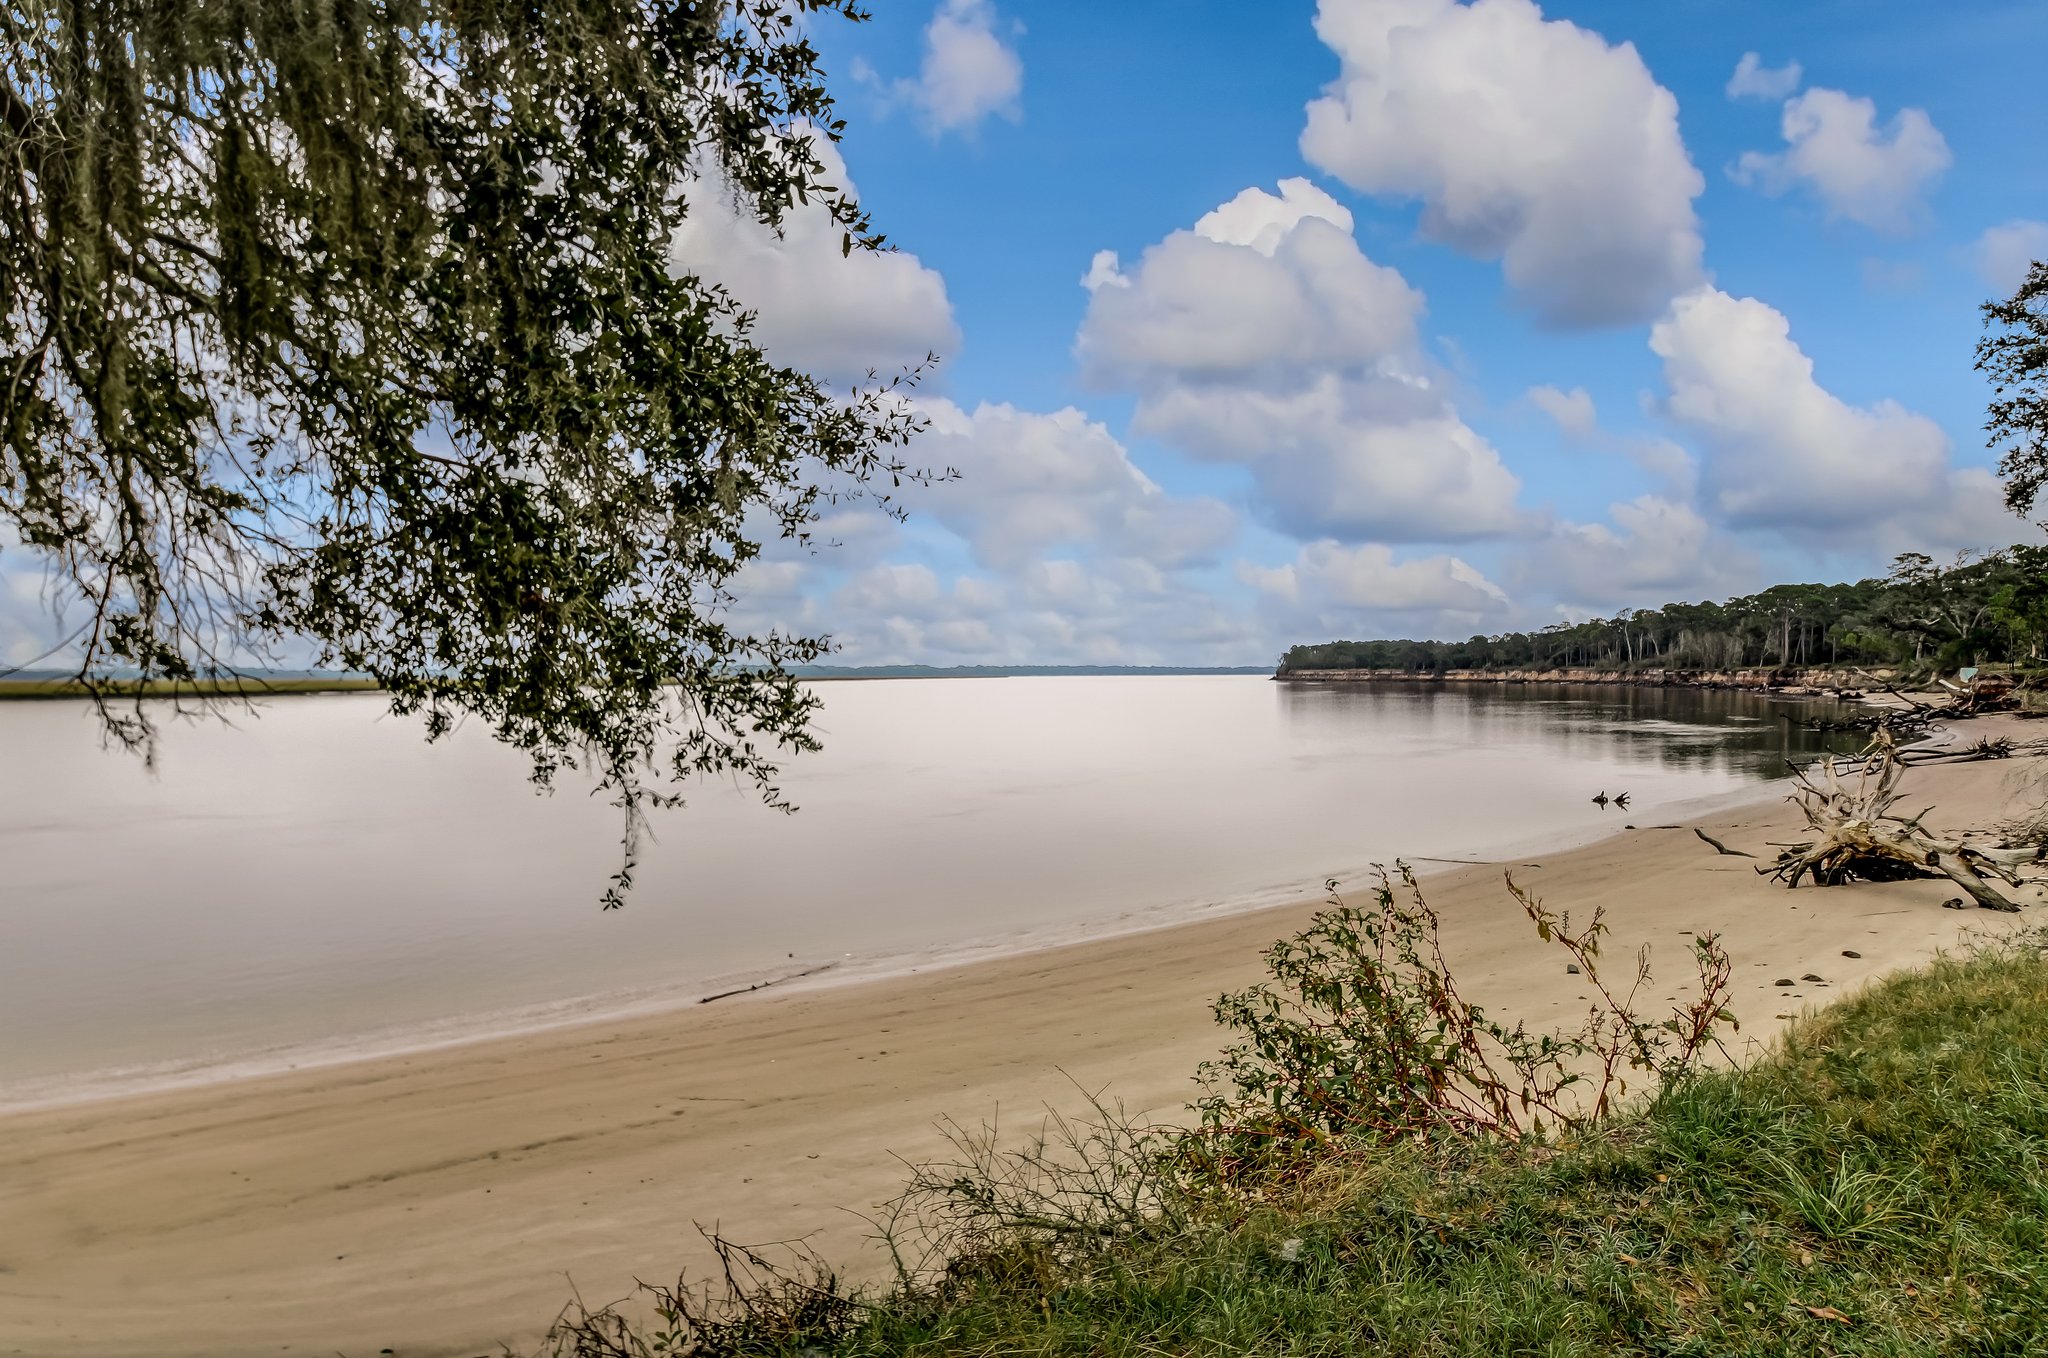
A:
[
  {"xmin": 0, "ymin": 662, "xmax": 1911, "ymax": 703},
  {"xmin": 1276, "ymin": 663, "xmax": 1907, "ymax": 696},
  {"xmin": 0, "ymin": 674, "xmax": 383, "ymax": 700}
]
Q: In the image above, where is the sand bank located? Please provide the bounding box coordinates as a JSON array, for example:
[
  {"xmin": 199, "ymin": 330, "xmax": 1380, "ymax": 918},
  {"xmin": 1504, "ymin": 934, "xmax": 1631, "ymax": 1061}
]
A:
[{"xmin": 2, "ymin": 717, "xmax": 2042, "ymax": 1358}]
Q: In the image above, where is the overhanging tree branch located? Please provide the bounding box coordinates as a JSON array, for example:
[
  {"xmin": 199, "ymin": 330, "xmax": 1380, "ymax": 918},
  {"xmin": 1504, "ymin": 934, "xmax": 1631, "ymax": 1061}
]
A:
[{"xmin": 0, "ymin": 0, "xmax": 938, "ymax": 906}]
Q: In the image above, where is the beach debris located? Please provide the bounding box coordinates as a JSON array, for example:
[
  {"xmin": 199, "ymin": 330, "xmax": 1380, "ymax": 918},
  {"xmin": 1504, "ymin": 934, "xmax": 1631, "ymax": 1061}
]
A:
[
  {"xmin": 1277, "ymin": 1237, "xmax": 1305, "ymax": 1263},
  {"xmin": 1763, "ymin": 732, "xmax": 2044, "ymax": 912},
  {"xmin": 1801, "ymin": 973, "xmax": 1825, "ymax": 982},
  {"xmin": 1842, "ymin": 949, "xmax": 1863, "ymax": 958},
  {"xmin": 1565, "ymin": 963, "xmax": 1581, "ymax": 975},
  {"xmin": 1943, "ymin": 897, "xmax": 1972, "ymax": 910},
  {"xmin": 1791, "ymin": 671, "xmax": 2017, "ymax": 737},
  {"xmin": 697, "ymin": 961, "xmax": 839, "ymax": 1005},
  {"xmin": 1775, "ymin": 978, "xmax": 1795, "ymax": 986},
  {"xmin": 1694, "ymin": 827, "xmax": 1755, "ymax": 858}
]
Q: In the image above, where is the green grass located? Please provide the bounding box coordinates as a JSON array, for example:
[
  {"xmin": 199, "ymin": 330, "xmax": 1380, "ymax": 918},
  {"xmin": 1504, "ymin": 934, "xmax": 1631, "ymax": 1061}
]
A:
[{"xmin": 573, "ymin": 937, "xmax": 2048, "ymax": 1356}]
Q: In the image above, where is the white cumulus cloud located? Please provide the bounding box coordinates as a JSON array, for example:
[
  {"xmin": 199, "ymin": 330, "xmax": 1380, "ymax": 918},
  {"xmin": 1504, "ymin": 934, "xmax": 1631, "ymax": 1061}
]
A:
[
  {"xmin": 1077, "ymin": 181, "xmax": 1527, "ymax": 545},
  {"xmin": 1525, "ymin": 384, "xmax": 1695, "ymax": 492},
  {"xmin": 1239, "ymin": 541, "xmax": 1513, "ymax": 642},
  {"xmin": 1299, "ymin": 0, "xmax": 1705, "ymax": 327},
  {"xmin": 1975, "ymin": 220, "xmax": 2048, "ymax": 294},
  {"xmin": 1527, "ymin": 385, "xmax": 1599, "ymax": 439},
  {"xmin": 1193, "ymin": 178, "xmax": 1355, "ymax": 255},
  {"xmin": 885, "ymin": 0, "xmax": 1024, "ymax": 136},
  {"xmin": 1734, "ymin": 87, "xmax": 1951, "ymax": 232},
  {"xmin": 1242, "ymin": 541, "xmax": 1509, "ymax": 613},
  {"xmin": 1725, "ymin": 52, "xmax": 1802, "ymax": 101},
  {"xmin": 1511, "ymin": 497, "xmax": 1757, "ymax": 610},
  {"xmin": 1650, "ymin": 286, "xmax": 2013, "ymax": 550},
  {"xmin": 1077, "ymin": 180, "xmax": 1422, "ymax": 389},
  {"xmin": 1135, "ymin": 381, "xmax": 1526, "ymax": 543},
  {"xmin": 913, "ymin": 399, "xmax": 1237, "ymax": 571},
  {"xmin": 716, "ymin": 390, "xmax": 1260, "ymax": 666},
  {"xmin": 812, "ymin": 558, "xmax": 1267, "ymax": 667},
  {"xmin": 669, "ymin": 136, "xmax": 959, "ymax": 384}
]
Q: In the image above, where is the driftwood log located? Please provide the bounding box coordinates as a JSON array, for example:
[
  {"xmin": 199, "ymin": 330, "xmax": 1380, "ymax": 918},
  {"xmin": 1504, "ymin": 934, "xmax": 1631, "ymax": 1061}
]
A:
[
  {"xmin": 1763, "ymin": 732, "xmax": 2044, "ymax": 911},
  {"xmin": 1790, "ymin": 672, "xmax": 2020, "ymax": 736},
  {"xmin": 1694, "ymin": 827, "xmax": 1754, "ymax": 858}
]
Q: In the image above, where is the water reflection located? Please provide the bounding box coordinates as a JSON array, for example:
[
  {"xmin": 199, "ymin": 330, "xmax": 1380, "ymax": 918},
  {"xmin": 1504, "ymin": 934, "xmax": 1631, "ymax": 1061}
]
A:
[
  {"xmin": 1, "ymin": 676, "xmax": 1864, "ymax": 1102},
  {"xmin": 1277, "ymin": 681, "xmax": 1861, "ymax": 777}
]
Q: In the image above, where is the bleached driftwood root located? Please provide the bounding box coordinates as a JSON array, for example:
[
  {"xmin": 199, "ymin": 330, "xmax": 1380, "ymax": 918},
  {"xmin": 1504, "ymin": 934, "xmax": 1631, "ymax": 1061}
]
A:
[{"xmin": 1764, "ymin": 731, "xmax": 2046, "ymax": 912}]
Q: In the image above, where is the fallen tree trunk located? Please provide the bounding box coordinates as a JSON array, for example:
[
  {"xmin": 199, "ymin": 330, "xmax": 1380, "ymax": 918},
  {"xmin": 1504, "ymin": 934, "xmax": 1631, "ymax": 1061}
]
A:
[
  {"xmin": 1790, "ymin": 672, "xmax": 2020, "ymax": 735},
  {"xmin": 1928, "ymin": 849, "xmax": 2024, "ymax": 912},
  {"xmin": 1762, "ymin": 731, "xmax": 2042, "ymax": 911}
]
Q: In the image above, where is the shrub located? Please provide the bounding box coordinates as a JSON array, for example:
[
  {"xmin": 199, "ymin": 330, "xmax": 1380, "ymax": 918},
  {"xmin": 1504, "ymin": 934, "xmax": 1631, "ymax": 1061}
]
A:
[{"xmin": 1180, "ymin": 865, "xmax": 1736, "ymax": 1188}]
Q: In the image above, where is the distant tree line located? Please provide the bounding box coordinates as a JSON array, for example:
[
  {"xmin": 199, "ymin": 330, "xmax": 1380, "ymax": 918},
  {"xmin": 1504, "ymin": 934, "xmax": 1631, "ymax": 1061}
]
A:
[{"xmin": 1281, "ymin": 546, "xmax": 2048, "ymax": 676}]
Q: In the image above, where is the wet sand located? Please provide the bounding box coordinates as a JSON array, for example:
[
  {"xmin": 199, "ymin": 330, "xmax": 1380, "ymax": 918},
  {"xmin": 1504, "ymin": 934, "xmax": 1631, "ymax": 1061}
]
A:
[{"xmin": 2, "ymin": 717, "xmax": 2041, "ymax": 1358}]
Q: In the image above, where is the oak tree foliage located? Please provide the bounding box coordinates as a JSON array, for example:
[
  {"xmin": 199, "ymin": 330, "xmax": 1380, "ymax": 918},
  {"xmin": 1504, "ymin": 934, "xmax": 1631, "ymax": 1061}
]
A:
[
  {"xmin": 1981, "ymin": 260, "xmax": 2048, "ymax": 519},
  {"xmin": 1, "ymin": 0, "xmax": 935, "ymax": 903}
]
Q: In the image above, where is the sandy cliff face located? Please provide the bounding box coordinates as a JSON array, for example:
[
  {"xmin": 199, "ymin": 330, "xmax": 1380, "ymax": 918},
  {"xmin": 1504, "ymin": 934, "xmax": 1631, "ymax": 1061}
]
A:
[{"xmin": 1274, "ymin": 666, "xmax": 1894, "ymax": 691}]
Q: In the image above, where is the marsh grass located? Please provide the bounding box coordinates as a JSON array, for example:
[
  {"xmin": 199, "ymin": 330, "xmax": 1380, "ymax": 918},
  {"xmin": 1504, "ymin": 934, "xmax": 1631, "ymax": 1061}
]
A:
[
  {"xmin": 543, "ymin": 932, "xmax": 2048, "ymax": 1356},
  {"xmin": 0, "ymin": 675, "xmax": 380, "ymax": 699}
]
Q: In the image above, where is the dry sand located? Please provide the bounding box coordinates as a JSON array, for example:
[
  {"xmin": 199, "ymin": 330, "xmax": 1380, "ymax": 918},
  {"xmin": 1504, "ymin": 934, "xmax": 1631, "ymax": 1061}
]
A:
[{"xmin": 4, "ymin": 717, "xmax": 2045, "ymax": 1358}]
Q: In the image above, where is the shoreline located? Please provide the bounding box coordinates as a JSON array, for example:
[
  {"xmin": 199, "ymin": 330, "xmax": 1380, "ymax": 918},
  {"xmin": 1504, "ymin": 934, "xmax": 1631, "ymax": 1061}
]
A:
[
  {"xmin": 1276, "ymin": 665, "xmax": 1899, "ymax": 693},
  {"xmin": 2, "ymin": 717, "xmax": 2039, "ymax": 1358},
  {"xmin": 0, "ymin": 770, "xmax": 1803, "ymax": 1118}
]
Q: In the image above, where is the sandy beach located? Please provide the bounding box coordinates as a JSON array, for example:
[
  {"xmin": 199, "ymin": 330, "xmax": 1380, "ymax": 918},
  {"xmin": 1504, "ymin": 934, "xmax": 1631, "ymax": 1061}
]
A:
[{"xmin": 3, "ymin": 716, "xmax": 2042, "ymax": 1358}]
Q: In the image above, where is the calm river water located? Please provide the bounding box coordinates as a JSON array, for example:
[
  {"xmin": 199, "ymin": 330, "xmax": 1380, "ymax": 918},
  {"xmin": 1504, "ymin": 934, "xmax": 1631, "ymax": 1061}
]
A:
[{"xmin": 0, "ymin": 677, "xmax": 1852, "ymax": 1105}]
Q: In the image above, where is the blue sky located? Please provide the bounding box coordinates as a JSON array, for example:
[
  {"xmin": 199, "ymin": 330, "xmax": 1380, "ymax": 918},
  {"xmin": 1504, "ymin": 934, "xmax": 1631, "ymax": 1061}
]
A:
[
  {"xmin": 4, "ymin": 0, "xmax": 2044, "ymax": 670},
  {"xmin": 677, "ymin": 0, "xmax": 2048, "ymax": 666}
]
